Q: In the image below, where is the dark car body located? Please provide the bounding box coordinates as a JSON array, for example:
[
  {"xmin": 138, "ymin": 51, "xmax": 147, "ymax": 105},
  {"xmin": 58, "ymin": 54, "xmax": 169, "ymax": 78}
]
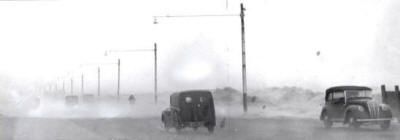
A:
[
  {"xmin": 161, "ymin": 90, "xmax": 216, "ymax": 133},
  {"xmin": 65, "ymin": 95, "xmax": 79, "ymax": 106},
  {"xmin": 82, "ymin": 94, "xmax": 95, "ymax": 104},
  {"xmin": 320, "ymin": 86, "xmax": 392, "ymax": 129}
]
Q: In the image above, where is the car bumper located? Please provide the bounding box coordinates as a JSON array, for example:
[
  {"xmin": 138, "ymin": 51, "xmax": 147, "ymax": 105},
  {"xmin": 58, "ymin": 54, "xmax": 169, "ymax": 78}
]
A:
[
  {"xmin": 357, "ymin": 118, "xmax": 392, "ymax": 122},
  {"xmin": 182, "ymin": 121, "xmax": 206, "ymax": 127}
]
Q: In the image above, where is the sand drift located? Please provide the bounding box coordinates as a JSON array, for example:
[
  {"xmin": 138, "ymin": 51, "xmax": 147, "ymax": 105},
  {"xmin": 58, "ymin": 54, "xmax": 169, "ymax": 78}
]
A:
[{"xmin": 0, "ymin": 87, "xmax": 326, "ymax": 119}]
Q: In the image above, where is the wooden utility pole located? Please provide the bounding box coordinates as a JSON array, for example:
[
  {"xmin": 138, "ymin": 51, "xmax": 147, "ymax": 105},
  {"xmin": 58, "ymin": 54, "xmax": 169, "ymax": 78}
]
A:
[
  {"xmin": 81, "ymin": 74, "xmax": 84, "ymax": 94},
  {"xmin": 98, "ymin": 67, "xmax": 100, "ymax": 97},
  {"xmin": 154, "ymin": 43, "xmax": 158, "ymax": 104},
  {"xmin": 70, "ymin": 78, "xmax": 73, "ymax": 94},
  {"xmin": 55, "ymin": 81, "xmax": 58, "ymax": 92},
  {"xmin": 117, "ymin": 59, "xmax": 121, "ymax": 98},
  {"xmin": 240, "ymin": 3, "xmax": 248, "ymax": 112},
  {"xmin": 62, "ymin": 80, "xmax": 65, "ymax": 93}
]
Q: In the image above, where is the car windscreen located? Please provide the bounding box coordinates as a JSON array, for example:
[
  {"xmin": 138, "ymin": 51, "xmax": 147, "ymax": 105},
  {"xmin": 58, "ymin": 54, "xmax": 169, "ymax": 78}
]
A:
[{"xmin": 345, "ymin": 90, "xmax": 372, "ymax": 98}]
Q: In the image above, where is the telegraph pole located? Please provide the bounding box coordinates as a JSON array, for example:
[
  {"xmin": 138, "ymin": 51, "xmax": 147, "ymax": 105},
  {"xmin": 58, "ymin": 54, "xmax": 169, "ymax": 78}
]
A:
[
  {"xmin": 55, "ymin": 81, "xmax": 58, "ymax": 92},
  {"xmin": 70, "ymin": 78, "xmax": 73, "ymax": 94},
  {"xmin": 117, "ymin": 58, "xmax": 121, "ymax": 98},
  {"xmin": 98, "ymin": 67, "xmax": 100, "ymax": 97},
  {"xmin": 240, "ymin": 3, "xmax": 248, "ymax": 112},
  {"xmin": 62, "ymin": 80, "xmax": 65, "ymax": 94},
  {"xmin": 154, "ymin": 43, "xmax": 158, "ymax": 104},
  {"xmin": 81, "ymin": 74, "xmax": 84, "ymax": 94}
]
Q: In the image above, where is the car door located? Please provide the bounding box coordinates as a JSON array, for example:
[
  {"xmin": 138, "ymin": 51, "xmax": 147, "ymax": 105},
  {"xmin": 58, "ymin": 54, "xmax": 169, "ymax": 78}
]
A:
[{"xmin": 328, "ymin": 91, "xmax": 346, "ymax": 119}]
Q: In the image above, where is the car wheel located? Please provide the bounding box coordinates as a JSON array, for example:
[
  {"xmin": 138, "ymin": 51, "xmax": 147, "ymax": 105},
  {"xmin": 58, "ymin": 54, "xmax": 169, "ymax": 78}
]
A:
[
  {"xmin": 348, "ymin": 115, "xmax": 360, "ymax": 129},
  {"xmin": 162, "ymin": 115, "xmax": 173, "ymax": 130},
  {"xmin": 323, "ymin": 115, "xmax": 333, "ymax": 128},
  {"xmin": 380, "ymin": 121, "xmax": 390, "ymax": 130},
  {"xmin": 207, "ymin": 126, "xmax": 214, "ymax": 134},
  {"xmin": 175, "ymin": 125, "xmax": 185, "ymax": 133},
  {"xmin": 163, "ymin": 121, "xmax": 170, "ymax": 131}
]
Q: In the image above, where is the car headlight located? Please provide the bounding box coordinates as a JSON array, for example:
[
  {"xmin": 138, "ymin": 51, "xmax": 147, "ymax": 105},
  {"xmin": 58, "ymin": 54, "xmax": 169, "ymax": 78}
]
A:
[
  {"xmin": 357, "ymin": 106, "xmax": 364, "ymax": 112},
  {"xmin": 380, "ymin": 104, "xmax": 390, "ymax": 111}
]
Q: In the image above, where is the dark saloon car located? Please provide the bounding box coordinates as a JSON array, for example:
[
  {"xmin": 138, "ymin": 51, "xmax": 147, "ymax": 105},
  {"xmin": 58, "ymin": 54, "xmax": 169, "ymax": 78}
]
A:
[
  {"xmin": 82, "ymin": 94, "xmax": 95, "ymax": 104},
  {"xmin": 65, "ymin": 95, "xmax": 79, "ymax": 106},
  {"xmin": 161, "ymin": 90, "xmax": 216, "ymax": 133},
  {"xmin": 320, "ymin": 86, "xmax": 392, "ymax": 130}
]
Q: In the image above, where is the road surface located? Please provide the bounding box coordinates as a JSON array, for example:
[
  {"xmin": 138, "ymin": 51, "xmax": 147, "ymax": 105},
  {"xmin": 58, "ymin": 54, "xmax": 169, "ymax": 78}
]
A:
[{"xmin": 1, "ymin": 117, "xmax": 400, "ymax": 140}]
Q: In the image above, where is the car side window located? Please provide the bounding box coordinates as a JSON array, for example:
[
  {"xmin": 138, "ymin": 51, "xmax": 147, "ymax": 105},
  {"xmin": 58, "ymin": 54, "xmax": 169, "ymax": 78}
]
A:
[
  {"xmin": 327, "ymin": 93, "xmax": 333, "ymax": 101},
  {"xmin": 332, "ymin": 92, "xmax": 344, "ymax": 100}
]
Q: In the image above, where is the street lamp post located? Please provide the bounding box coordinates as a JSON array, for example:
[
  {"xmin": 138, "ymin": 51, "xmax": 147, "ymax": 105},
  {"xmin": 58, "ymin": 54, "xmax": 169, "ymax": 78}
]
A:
[
  {"xmin": 98, "ymin": 67, "xmax": 100, "ymax": 97},
  {"xmin": 62, "ymin": 79, "xmax": 65, "ymax": 94},
  {"xmin": 70, "ymin": 78, "xmax": 73, "ymax": 94},
  {"xmin": 81, "ymin": 74, "xmax": 84, "ymax": 94},
  {"xmin": 117, "ymin": 58, "xmax": 120, "ymax": 98},
  {"xmin": 55, "ymin": 80, "xmax": 58, "ymax": 92},
  {"xmin": 240, "ymin": 3, "xmax": 247, "ymax": 112},
  {"xmin": 154, "ymin": 43, "xmax": 158, "ymax": 104}
]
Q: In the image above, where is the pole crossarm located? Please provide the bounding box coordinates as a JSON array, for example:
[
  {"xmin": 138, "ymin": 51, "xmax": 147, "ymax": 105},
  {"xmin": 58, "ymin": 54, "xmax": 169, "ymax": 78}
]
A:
[
  {"xmin": 154, "ymin": 14, "xmax": 239, "ymax": 18},
  {"xmin": 153, "ymin": 14, "xmax": 239, "ymax": 24},
  {"xmin": 106, "ymin": 49, "xmax": 154, "ymax": 53},
  {"xmin": 105, "ymin": 49, "xmax": 155, "ymax": 56},
  {"xmin": 79, "ymin": 62, "xmax": 118, "ymax": 67}
]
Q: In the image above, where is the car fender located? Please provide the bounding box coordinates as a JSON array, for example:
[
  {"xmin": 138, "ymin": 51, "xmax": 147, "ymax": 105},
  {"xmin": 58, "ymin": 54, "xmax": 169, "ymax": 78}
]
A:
[
  {"xmin": 161, "ymin": 108, "xmax": 171, "ymax": 122},
  {"xmin": 320, "ymin": 107, "xmax": 328, "ymax": 120},
  {"xmin": 379, "ymin": 103, "xmax": 393, "ymax": 118},
  {"xmin": 344, "ymin": 105, "xmax": 363, "ymax": 123},
  {"xmin": 162, "ymin": 107, "xmax": 181, "ymax": 126}
]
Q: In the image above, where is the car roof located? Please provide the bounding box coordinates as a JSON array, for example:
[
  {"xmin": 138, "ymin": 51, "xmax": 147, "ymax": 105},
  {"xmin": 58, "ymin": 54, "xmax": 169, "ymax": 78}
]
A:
[
  {"xmin": 171, "ymin": 90, "xmax": 212, "ymax": 97},
  {"xmin": 170, "ymin": 90, "xmax": 212, "ymax": 107},
  {"xmin": 326, "ymin": 86, "xmax": 371, "ymax": 94},
  {"xmin": 325, "ymin": 86, "xmax": 371, "ymax": 101}
]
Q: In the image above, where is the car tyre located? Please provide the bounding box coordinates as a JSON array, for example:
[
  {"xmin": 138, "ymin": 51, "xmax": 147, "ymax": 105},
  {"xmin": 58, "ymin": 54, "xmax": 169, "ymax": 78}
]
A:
[
  {"xmin": 323, "ymin": 115, "xmax": 333, "ymax": 129},
  {"xmin": 175, "ymin": 126, "xmax": 182, "ymax": 133},
  {"xmin": 348, "ymin": 114, "xmax": 360, "ymax": 129},
  {"xmin": 207, "ymin": 126, "xmax": 214, "ymax": 134},
  {"xmin": 380, "ymin": 121, "xmax": 390, "ymax": 130},
  {"xmin": 162, "ymin": 114, "xmax": 174, "ymax": 131},
  {"xmin": 163, "ymin": 121, "xmax": 170, "ymax": 132}
]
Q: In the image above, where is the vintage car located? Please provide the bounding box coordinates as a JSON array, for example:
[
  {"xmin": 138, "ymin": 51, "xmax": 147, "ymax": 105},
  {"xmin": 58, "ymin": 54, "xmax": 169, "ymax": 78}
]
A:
[
  {"xmin": 81, "ymin": 94, "xmax": 95, "ymax": 104},
  {"xmin": 320, "ymin": 86, "xmax": 392, "ymax": 129},
  {"xmin": 65, "ymin": 95, "xmax": 79, "ymax": 106},
  {"xmin": 161, "ymin": 90, "xmax": 216, "ymax": 133}
]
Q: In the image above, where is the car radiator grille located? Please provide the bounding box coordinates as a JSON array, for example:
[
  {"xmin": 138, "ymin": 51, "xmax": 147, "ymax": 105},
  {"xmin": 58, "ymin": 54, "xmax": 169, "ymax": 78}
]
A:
[{"xmin": 367, "ymin": 101, "xmax": 380, "ymax": 119}]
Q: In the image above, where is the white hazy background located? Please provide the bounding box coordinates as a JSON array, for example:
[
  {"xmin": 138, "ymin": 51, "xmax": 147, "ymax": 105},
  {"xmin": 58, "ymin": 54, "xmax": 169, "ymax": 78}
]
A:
[{"xmin": 0, "ymin": 0, "xmax": 400, "ymax": 94}]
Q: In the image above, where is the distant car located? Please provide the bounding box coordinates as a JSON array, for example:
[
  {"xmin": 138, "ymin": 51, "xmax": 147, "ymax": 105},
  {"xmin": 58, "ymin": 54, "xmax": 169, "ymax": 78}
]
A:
[
  {"xmin": 161, "ymin": 90, "xmax": 216, "ymax": 133},
  {"xmin": 82, "ymin": 94, "xmax": 95, "ymax": 104},
  {"xmin": 65, "ymin": 95, "xmax": 79, "ymax": 106},
  {"xmin": 320, "ymin": 86, "xmax": 392, "ymax": 130}
]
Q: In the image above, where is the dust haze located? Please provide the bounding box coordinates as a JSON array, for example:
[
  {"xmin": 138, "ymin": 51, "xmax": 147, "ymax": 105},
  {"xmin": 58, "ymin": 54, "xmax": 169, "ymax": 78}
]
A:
[{"xmin": 2, "ymin": 0, "xmax": 400, "ymax": 140}]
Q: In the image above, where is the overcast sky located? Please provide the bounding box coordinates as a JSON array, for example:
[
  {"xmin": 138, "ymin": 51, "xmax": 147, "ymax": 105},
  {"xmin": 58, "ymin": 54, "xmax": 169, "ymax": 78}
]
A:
[{"xmin": 1, "ymin": 0, "xmax": 399, "ymax": 93}]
